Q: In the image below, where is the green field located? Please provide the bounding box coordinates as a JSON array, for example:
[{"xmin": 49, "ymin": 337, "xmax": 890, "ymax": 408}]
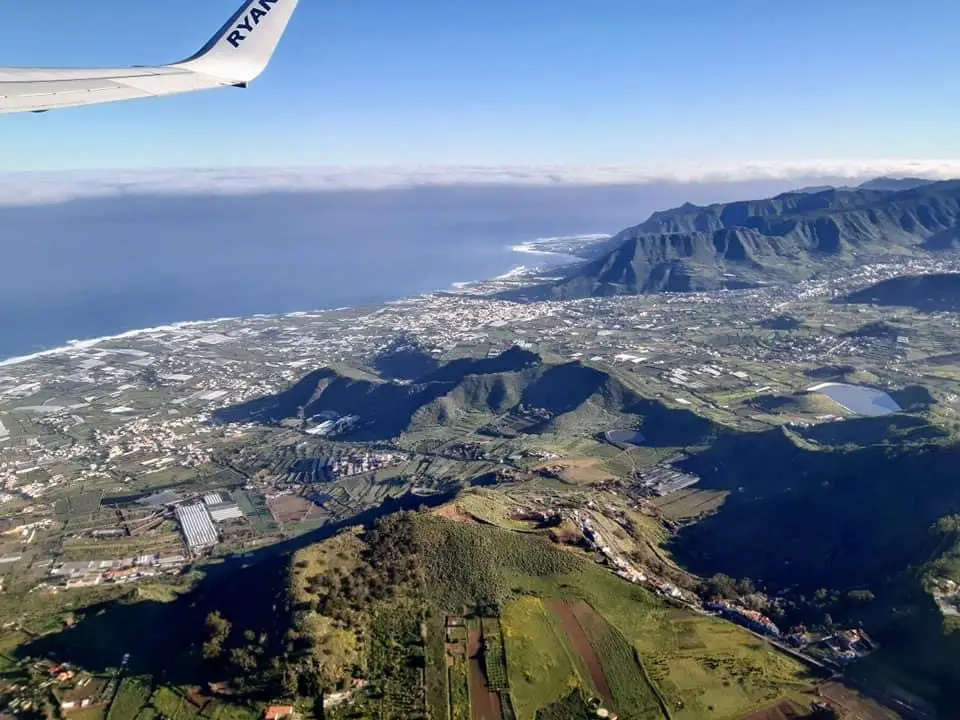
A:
[
  {"xmin": 0, "ymin": 629, "xmax": 29, "ymax": 670},
  {"xmin": 569, "ymin": 602, "xmax": 663, "ymax": 719},
  {"xmin": 411, "ymin": 515, "xmax": 815, "ymax": 717},
  {"xmin": 652, "ymin": 489, "xmax": 729, "ymax": 522},
  {"xmin": 232, "ymin": 490, "xmax": 274, "ymax": 532},
  {"xmin": 365, "ymin": 604, "xmax": 426, "ymax": 717},
  {"xmin": 425, "ymin": 614, "xmax": 450, "ymax": 720},
  {"xmin": 635, "ymin": 614, "xmax": 813, "ymax": 720},
  {"xmin": 481, "ymin": 618, "xmax": 509, "ymax": 691},
  {"xmin": 456, "ymin": 491, "xmax": 543, "ymax": 532},
  {"xmin": 533, "ymin": 690, "xmax": 591, "ymax": 720},
  {"xmin": 201, "ymin": 700, "xmax": 260, "ymax": 720},
  {"xmin": 108, "ymin": 678, "xmax": 152, "ymax": 720},
  {"xmin": 5, "ymin": 511, "xmax": 816, "ymax": 720},
  {"xmin": 150, "ymin": 687, "xmax": 196, "ymax": 720},
  {"xmin": 449, "ymin": 657, "xmax": 471, "ymax": 720},
  {"xmin": 500, "ymin": 597, "xmax": 585, "ymax": 720}
]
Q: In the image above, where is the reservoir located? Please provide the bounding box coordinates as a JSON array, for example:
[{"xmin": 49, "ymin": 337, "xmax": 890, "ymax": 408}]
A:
[
  {"xmin": 807, "ymin": 382, "xmax": 902, "ymax": 417},
  {"xmin": 604, "ymin": 429, "xmax": 646, "ymax": 446}
]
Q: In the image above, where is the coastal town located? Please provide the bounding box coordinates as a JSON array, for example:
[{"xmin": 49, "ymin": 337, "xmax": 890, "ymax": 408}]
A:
[
  {"xmin": 0, "ymin": 252, "xmax": 958, "ymax": 577},
  {"xmin": 0, "ymin": 250, "xmax": 957, "ymax": 720}
]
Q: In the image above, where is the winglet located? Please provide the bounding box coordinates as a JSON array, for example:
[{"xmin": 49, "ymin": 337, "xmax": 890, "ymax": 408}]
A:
[{"xmin": 174, "ymin": 0, "xmax": 300, "ymax": 84}]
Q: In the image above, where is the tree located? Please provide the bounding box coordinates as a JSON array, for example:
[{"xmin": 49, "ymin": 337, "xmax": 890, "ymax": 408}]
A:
[
  {"xmin": 933, "ymin": 515, "xmax": 960, "ymax": 537},
  {"xmin": 230, "ymin": 647, "xmax": 258, "ymax": 673},
  {"xmin": 206, "ymin": 610, "xmax": 232, "ymax": 637},
  {"xmin": 202, "ymin": 611, "xmax": 232, "ymax": 660},
  {"xmin": 280, "ymin": 665, "xmax": 299, "ymax": 698},
  {"xmin": 202, "ymin": 639, "xmax": 224, "ymax": 660},
  {"xmin": 701, "ymin": 574, "xmax": 737, "ymax": 600}
]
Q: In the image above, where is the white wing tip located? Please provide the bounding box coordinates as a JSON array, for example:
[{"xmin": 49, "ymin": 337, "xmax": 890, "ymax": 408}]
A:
[{"xmin": 175, "ymin": 0, "xmax": 300, "ymax": 83}]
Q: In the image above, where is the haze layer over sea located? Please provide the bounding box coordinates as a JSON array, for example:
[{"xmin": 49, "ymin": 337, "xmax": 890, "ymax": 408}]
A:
[{"xmin": 0, "ymin": 177, "xmax": 828, "ymax": 360}]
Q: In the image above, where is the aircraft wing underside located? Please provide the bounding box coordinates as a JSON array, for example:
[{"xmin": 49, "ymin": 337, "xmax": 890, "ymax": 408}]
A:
[{"xmin": 0, "ymin": 0, "xmax": 299, "ymax": 114}]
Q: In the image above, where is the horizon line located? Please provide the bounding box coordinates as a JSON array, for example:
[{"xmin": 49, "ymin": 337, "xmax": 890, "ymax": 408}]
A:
[{"xmin": 1, "ymin": 158, "xmax": 958, "ymax": 206}]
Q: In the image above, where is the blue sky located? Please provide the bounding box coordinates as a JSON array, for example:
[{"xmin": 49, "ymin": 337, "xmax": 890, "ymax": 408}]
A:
[{"xmin": 2, "ymin": 0, "xmax": 960, "ymax": 171}]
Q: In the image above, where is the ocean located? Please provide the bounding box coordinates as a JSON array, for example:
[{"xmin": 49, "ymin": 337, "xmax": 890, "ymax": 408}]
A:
[{"xmin": 0, "ymin": 179, "xmax": 809, "ymax": 361}]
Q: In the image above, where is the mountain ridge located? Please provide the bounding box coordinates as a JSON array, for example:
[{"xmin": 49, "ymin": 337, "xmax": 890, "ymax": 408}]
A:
[
  {"xmin": 505, "ymin": 179, "xmax": 960, "ymax": 299},
  {"xmin": 842, "ymin": 273, "xmax": 960, "ymax": 312},
  {"xmin": 214, "ymin": 346, "xmax": 718, "ymax": 444}
]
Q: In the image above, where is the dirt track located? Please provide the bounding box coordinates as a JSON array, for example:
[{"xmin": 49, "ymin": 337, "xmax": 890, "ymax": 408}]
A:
[
  {"xmin": 467, "ymin": 628, "xmax": 503, "ymax": 720},
  {"xmin": 548, "ymin": 600, "xmax": 615, "ymax": 708}
]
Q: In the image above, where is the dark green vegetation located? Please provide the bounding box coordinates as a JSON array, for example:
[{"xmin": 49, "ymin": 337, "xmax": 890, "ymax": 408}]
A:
[
  {"xmin": 842, "ymin": 272, "xmax": 960, "ymax": 311},
  {"xmin": 481, "ymin": 618, "xmax": 510, "ymax": 691},
  {"xmin": 504, "ymin": 180, "xmax": 960, "ymax": 298},
  {"xmin": 670, "ymin": 425, "xmax": 960, "ymax": 711},
  {"xmin": 565, "ymin": 601, "xmax": 664, "ymax": 718},
  {"xmin": 106, "ymin": 679, "xmax": 151, "ymax": 720},
  {"xmin": 296, "ymin": 514, "xmax": 812, "ymax": 719},
  {"xmin": 1, "ymin": 493, "xmax": 817, "ymax": 720},
  {"xmin": 1, "ymin": 492, "xmax": 445, "ymax": 716},
  {"xmin": 449, "ymin": 654, "xmax": 471, "ymax": 720},
  {"xmin": 534, "ymin": 690, "xmax": 591, "ymax": 720},
  {"xmin": 3, "ymin": 510, "xmax": 806, "ymax": 720},
  {"xmin": 214, "ymin": 347, "xmax": 719, "ymax": 446},
  {"xmin": 284, "ymin": 521, "xmax": 429, "ymax": 716},
  {"xmin": 672, "ymin": 426, "xmax": 959, "ymax": 587}
]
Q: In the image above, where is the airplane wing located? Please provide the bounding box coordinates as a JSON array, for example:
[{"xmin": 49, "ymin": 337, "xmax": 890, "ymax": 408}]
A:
[{"xmin": 0, "ymin": 0, "xmax": 299, "ymax": 114}]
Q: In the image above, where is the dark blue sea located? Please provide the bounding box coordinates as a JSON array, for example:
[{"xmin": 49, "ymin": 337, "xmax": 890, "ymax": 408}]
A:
[{"xmin": 0, "ymin": 180, "xmax": 800, "ymax": 360}]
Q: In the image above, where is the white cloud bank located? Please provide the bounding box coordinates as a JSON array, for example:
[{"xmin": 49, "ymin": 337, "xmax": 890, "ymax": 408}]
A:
[{"xmin": 1, "ymin": 159, "xmax": 959, "ymax": 206}]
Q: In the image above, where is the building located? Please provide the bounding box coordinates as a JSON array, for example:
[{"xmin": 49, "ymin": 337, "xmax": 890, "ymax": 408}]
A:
[
  {"xmin": 175, "ymin": 503, "xmax": 218, "ymax": 553},
  {"xmin": 264, "ymin": 706, "xmax": 295, "ymax": 720},
  {"xmin": 207, "ymin": 502, "xmax": 244, "ymax": 523},
  {"xmin": 706, "ymin": 600, "xmax": 781, "ymax": 637}
]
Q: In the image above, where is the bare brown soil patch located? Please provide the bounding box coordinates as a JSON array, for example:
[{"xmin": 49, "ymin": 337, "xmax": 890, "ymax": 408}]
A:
[
  {"xmin": 433, "ymin": 503, "xmax": 480, "ymax": 524},
  {"xmin": 266, "ymin": 495, "xmax": 320, "ymax": 524},
  {"xmin": 540, "ymin": 458, "xmax": 616, "ymax": 484},
  {"xmin": 547, "ymin": 600, "xmax": 614, "ymax": 708},
  {"xmin": 467, "ymin": 628, "xmax": 503, "ymax": 720}
]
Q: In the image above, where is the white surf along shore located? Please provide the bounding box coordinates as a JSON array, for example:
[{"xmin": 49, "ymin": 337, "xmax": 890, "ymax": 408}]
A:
[
  {"xmin": 0, "ymin": 233, "xmax": 610, "ymax": 369},
  {"xmin": 452, "ymin": 233, "xmax": 610, "ymax": 289}
]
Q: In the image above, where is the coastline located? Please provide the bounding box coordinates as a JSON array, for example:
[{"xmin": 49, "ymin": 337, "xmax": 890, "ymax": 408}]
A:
[{"xmin": 0, "ymin": 233, "xmax": 608, "ymax": 369}]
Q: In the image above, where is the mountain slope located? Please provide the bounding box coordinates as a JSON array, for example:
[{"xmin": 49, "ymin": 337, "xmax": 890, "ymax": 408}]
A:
[
  {"xmin": 214, "ymin": 347, "xmax": 718, "ymax": 444},
  {"xmin": 282, "ymin": 512, "xmax": 816, "ymax": 718},
  {"xmin": 669, "ymin": 427, "xmax": 960, "ymax": 711},
  {"xmin": 842, "ymin": 273, "xmax": 960, "ymax": 312},
  {"xmin": 506, "ymin": 180, "xmax": 960, "ymax": 299}
]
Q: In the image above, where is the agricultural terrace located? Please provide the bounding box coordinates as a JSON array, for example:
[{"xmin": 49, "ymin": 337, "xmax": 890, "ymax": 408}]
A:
[
  {"xmin": 411, "ymin": 517, "xmax": 816, "ymax": 719},
  {"xmin": 501, "ymin": 597, "xmax": 587, "ymax": 719}
]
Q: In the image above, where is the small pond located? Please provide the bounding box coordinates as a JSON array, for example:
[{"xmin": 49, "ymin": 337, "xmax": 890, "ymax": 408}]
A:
[
  {"xmin": 807, "ymin": 382, "xmax": 902, "ymax": 417},
  {"xmin": 604, "ymin": 429, "xmax": 646, "ymax": 446}
]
